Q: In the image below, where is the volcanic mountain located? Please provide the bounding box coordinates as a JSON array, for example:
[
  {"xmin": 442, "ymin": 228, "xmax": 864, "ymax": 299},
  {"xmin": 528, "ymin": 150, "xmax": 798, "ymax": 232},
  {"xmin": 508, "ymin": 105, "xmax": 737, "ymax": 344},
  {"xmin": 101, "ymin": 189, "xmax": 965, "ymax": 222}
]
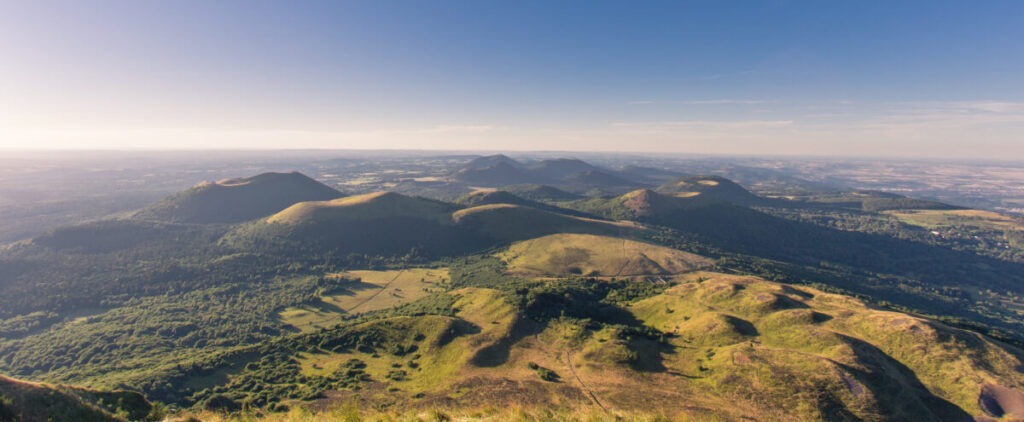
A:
[
  {"xmin": 132, "ymin": 171, "xmax": 342, "ymax": 224},
  {"xmin": 655, "ymin": 175, "xmax": 763, "ymax": 205},
  {"xmin": 222, "ymin": 191, "xmax": 637, "ymax": 257}
]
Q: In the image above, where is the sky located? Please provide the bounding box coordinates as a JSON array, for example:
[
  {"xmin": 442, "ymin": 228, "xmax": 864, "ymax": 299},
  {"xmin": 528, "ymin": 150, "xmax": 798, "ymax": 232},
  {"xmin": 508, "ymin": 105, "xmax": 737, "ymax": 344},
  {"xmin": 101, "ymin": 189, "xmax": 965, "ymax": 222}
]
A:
[{"xmin": 0, "ymin": 1, "xmax": 1022, "ymax": 159}]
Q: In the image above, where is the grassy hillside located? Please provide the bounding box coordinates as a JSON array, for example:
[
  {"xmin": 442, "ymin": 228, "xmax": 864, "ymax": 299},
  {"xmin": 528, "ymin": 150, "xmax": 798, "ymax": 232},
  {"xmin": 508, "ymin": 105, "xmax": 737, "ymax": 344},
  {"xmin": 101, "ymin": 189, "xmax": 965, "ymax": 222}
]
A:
[
  {"xmin": 279, "ymin": 268, "xmax": 449, "ymax": 332},
  {"xmin": 159, "ymin": 268, "xmax": 1024, "ymax": 421},
  {"xmin": 452, "ymin": 162, "xmax": 545, "ymax": 187},
  {"xmin": 498, "ymin": 233, "xmax": 711, "ymax": 277},
  {"xmin": 221, "ymin": 192, "xmax": 491, "ymax": 258},
  {"xmin": 8, "ymin": 167, "xmax": 1024, "ymax": 421},
  {"xmin": 557, "ymin": 170, "xmax": 644, "ymax": 195},
  {"xmin": 569, "ymin": 188, "xmax": 1024, "ymax": 338},
  {"xmin": 655, "ymin": 175, "xmax": 763, "ymax": 205},
  {"xmin": 499, "ymin": 184, "xmax": 583, "ymax": 202},
  {"xmin": 225, "ymin": 191, "xmax": 640, "ymax": 258},
  {"xmin": 452, "ymin": 204, "xmax": 638, "ymax": 242},
  {"xmin": 455, "ymin": 190, "xmax": 590, "ymax": 217},
  {"xmin": 462, "ymin": 154, "xmax": 523, "ymax": 170},
  {"xmin": 265, "ymin": 191, "xmax": 454, "ymax": 225},
  {"xmin": 452, "ymin": 158, "xmax": 649, "ymax": 194},
  {"xmin": 527, "ymin": 158, "xmax": 603, "ymax": 180},
  {"xmin": 0, "ymin": 375, "xmax": 154, "ymax": 422},
  {"xmin": 569, "ymin": 188, "xmax": 715, "ymax": 220},
  {"xmin": 133, "ymin": 172, "xmax": 342, "ymax": 224}
]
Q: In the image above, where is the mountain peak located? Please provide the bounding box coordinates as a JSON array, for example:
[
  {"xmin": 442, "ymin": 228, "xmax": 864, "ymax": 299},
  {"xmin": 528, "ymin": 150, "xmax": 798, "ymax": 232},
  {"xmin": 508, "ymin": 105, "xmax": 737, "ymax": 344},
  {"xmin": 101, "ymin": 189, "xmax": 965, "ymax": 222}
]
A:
[
  {"xmin": 266, "ymin": 191, "xmax": 435, "ymax": 224},
  {"xmin": 656, "ymin": 175, "xmax": 761, "ymax": 205},
  {"xmin": 463, "ymin": 154, "xmax": 523, "ymax": 170},
  {"xmin": 620, "ymin": 188, "xmax": 670, "ymax": 216},
  {"xmin": 133, "ymin": 171, "xmax": 341, "ymax": 224}
]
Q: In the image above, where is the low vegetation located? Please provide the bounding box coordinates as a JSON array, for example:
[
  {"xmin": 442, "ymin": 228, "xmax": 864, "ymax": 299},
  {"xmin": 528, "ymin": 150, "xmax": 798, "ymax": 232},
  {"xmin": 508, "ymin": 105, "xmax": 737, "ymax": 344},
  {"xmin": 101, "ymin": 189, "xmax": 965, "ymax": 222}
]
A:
[
  {"xmin": 5, "ymin": 166, "xmax": 1024, "ymax": 420},
  {"xmin": 498, "ymin": 233, "xmax": 711, "ymax": 277}
]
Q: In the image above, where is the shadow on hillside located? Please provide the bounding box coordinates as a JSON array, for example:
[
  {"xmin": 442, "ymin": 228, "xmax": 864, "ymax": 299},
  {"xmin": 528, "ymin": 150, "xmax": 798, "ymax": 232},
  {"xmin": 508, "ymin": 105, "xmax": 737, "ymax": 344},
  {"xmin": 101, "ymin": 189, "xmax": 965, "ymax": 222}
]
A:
[
  {"xmin": 835, "ymin": 334, "xmax": 971, "ymax": 421},
  {"xmin": 435, "ymin": 319, "xmax": 483, "ymax": 349},
  {"xmin": 658, "ymin": 203, "xmax": 1024, "ymax": 293},
  {"xmin": 307, "ymin": 298, "xmax": 344, "ymax": 314},
  {"xmin": 724, "ymin": 315, "xmax": 759, "ymax": 337},
  {"xmin": 470, "ymin": 317, "xmax": 543, "ymax": 367},
  {"xmin": 324, "ymin": 281, "xmax": 381, "ymax": 298}
]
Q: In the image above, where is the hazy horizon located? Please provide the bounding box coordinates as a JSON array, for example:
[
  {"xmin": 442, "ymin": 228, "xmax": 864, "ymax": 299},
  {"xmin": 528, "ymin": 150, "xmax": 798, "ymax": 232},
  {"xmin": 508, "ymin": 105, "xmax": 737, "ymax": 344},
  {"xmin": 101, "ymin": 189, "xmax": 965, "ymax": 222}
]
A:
[{"xmin": 2, "ymin": 1, "xmax": 1022, "ymax": 159}]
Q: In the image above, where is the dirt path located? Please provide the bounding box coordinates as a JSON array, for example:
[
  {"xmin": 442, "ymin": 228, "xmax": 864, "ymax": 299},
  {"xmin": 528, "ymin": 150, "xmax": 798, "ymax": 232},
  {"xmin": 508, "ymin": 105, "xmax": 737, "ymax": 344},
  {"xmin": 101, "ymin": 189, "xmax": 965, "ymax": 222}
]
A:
[
  {"xmin": 565, "ymin": 350, "xmax": 608, "ymax": 412},
  {"xmin": 614, "ymin": 237, "xmax": 631, "ymax": 277},
  {"xmin": 346, "ymin": 270, "xmax": 404, "ymax": 313},
  {"xmin": 531, "ymin": 333, "xmax": 607, "ymax": 412}
]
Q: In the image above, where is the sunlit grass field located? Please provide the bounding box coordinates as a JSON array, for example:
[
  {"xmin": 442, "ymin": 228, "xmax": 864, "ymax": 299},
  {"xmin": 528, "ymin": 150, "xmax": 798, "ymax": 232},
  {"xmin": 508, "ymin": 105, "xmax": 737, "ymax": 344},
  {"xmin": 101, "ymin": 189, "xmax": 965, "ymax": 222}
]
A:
[{"xmin": 279, "ymin": 269, "xmax": 449, "ymax": 332}]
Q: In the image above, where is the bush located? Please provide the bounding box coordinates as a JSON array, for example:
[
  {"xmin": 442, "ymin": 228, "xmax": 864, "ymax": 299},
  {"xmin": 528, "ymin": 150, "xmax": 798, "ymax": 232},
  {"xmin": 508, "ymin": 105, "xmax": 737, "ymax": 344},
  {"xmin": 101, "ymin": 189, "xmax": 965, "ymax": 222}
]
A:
[
  {"xmin": 202, "ymin": 394, "xmax": 240, "ymax": 412},
  {"xmin": 537, "ymin": 368, "xmax": 560, "ymax": 382}
]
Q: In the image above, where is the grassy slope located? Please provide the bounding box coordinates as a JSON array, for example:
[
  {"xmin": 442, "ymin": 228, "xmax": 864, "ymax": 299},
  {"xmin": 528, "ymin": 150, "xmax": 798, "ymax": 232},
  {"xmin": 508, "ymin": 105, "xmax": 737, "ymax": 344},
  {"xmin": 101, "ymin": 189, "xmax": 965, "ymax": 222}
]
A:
[
  {"xmin": 499, "ymin": 184, "xmax": 582, "ymax": 202},
  {"xmin": 452, "ymin": 204, "xmax": 641, "ymax": 242},
  {"xmin": 226, "ymin": 191, "xmax": 645, "ymax": 258},
  {"xmin": 266, "ymin": 192, "xmax": 453, "ymax": 225},
  {"xmin": 221, "ymin": 192, "xmax": 490, "ymax": 257},
  {"xmin": 0, "ymin": 375, "xmax": 152, "ymax": 422},
  {"xmin": 172, "ymin": 272, "xmax": 1024, "ymax": 421},
  {"xmin": 133, "ymin": 172, "xmax": 341, "ymax": 224},
  {"xmin": 655, "ymin": 175, "xmax": 762, "ymax": 205},
  {"xmin": 498, "ymin": 233, "xmax": 711, "ymax": 277},
  {"xmin": 628, "ymin": 272, "xmax": 1024, "ymax": 420}
]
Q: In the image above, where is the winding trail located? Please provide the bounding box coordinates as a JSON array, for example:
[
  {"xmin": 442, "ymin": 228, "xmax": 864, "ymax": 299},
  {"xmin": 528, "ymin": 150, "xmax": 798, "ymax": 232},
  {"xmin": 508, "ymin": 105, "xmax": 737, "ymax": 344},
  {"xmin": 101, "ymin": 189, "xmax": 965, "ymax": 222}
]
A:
[{"xmin": 532, "ymin": 333, "xmax": 607, "ymax": 412}]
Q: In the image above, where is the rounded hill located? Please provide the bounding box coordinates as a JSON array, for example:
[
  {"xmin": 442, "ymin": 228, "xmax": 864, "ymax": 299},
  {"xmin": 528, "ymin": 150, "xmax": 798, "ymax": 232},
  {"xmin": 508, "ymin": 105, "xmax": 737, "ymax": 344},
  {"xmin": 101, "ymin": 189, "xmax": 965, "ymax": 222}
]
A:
[
  {"xmin": 452, "ymin": 204, "xmax": 639, "ymax": 241},
  {"xmin": 656, "ymin": 175, "xmax": 762, "ymax": 205},
  {"xmin": 221, "ymin": 191, "xmax": 482, "ymax": 257},
  {"xmin": 451, "ymin": 162, "xmax": 544, "ymax": 186},
  {"xmin": 132, "ymin": 171, "xmax": 342, "ymax": 224},
  {"xmin": 267, "ymin": 191, "xmax": 454, "ymax": 225},
  {"xmin": 499, "ymin": 184, "xmax": 582, "ymax": 202},
  {"xmin": 498, "ymin": 233, "xmax": 712, "ymax": 277},
  {"xmin": 222, "ymin": 191, "xmax": 643, "ymax": 258}
]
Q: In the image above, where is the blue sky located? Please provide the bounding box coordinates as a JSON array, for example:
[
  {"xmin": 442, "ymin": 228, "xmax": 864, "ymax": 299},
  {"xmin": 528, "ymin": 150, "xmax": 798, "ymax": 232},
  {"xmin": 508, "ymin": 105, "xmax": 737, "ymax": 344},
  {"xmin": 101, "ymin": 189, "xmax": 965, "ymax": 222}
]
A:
[{"xmin": 1, "ymin": 1, "xmax": 1022, "ymax": 158}]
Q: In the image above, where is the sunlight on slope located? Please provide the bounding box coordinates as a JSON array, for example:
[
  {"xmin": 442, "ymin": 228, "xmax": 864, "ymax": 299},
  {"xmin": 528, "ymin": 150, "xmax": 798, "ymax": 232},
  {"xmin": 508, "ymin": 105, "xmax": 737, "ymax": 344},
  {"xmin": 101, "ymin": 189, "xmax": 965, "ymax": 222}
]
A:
[{"xmin": 498, "ymin": 233, "xmax": 711, "ymax": 277}]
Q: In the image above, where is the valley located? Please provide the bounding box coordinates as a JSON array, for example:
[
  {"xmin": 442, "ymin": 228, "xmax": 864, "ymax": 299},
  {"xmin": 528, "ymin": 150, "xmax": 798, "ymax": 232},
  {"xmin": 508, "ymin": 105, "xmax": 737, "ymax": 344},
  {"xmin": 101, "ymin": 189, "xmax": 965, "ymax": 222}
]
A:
[
  {"xmin": 2, "ymin": 154, "xmax": 1024, "ymax": 421},
  {"xmin": 4, "ymin": 2, "xmax": 1021, "ymax": 419}
]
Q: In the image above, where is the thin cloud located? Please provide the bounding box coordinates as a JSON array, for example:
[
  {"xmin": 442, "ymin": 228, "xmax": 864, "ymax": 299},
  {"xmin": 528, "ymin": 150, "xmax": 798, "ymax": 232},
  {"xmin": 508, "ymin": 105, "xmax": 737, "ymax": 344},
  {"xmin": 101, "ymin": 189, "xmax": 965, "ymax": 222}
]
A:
[
  {"xmin": 612, "ymin": 120, "xmax": 793, "ymax": 128},
  {"xmin": 677, "ymin": 99, "xmax": 768, "ymax": 105},
  {"xmin": 625, "ymin": 99, "xmax": 768, "ymax": 105},
  {"xmin": 894, "ymin": 101, "xmax": 1024, "ymax": 114}
]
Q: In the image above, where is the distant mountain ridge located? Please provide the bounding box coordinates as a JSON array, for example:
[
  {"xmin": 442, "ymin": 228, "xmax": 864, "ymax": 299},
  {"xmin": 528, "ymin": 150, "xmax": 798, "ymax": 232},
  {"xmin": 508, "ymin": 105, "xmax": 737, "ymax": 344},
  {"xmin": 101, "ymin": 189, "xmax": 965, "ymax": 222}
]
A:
[
  {"xmin": 4, "ymin": 164, "xmax": 1024, "ymax": 421},
  {"xmin": 462, "ymin": 154, "xmax": 523, "ymax": 170},
  {"xmin": 453, "ymin": 156, "xmax": 649, "ymax": 194},
  {"xmin": 499, "ymin": 184, "xmax": 582, "ymax": 202}
]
